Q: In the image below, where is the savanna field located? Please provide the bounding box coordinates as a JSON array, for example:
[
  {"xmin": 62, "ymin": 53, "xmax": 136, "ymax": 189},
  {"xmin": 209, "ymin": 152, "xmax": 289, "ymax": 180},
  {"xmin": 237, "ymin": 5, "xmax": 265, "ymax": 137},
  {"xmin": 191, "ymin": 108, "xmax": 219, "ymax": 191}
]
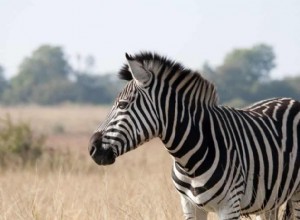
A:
[
  {"xmin": 0, "ymin": 105, "xmax": 282, "ymax": 220},
  {"xmin": 0, "ymin": 105, "xmax": 186, "ymax": 220}
]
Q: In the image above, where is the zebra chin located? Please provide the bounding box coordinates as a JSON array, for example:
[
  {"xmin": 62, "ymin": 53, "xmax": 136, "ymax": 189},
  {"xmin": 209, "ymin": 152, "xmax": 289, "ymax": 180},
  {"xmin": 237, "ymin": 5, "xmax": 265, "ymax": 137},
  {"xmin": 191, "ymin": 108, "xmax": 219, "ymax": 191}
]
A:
[{"xmin": 93, "ymin": 156, "xmax": 116, "ymax": 166}]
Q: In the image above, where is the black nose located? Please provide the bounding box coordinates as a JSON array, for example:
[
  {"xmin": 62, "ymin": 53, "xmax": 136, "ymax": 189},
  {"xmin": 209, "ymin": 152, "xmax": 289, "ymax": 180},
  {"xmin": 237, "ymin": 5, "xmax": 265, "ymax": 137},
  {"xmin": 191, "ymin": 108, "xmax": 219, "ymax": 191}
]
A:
[
  {"xmin": 89, "ymin": 132, "xmax": 102, "ymax": 156},
  {"xmin": 89, "ymin": 132, "xmax": 115, "ymax": 165}
]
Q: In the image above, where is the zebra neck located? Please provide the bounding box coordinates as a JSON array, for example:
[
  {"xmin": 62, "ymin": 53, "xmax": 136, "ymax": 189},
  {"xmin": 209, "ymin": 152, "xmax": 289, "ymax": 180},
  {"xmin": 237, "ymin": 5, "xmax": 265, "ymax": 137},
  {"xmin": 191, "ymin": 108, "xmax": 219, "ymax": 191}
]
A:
[
  {"xmin": 153, "ymin": 71, "xmax": 218, "ymax": 140},
  {"xmin": 160, "ymin": 104, "xmax": 227, "ymax": 174}
]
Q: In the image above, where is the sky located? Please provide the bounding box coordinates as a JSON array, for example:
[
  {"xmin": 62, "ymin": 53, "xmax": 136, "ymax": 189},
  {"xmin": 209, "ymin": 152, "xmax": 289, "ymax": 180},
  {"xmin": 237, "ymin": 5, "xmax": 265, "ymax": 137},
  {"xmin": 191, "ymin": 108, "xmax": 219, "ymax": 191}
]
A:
[{"xmin": 0, "ymin": 0, "xmax": 299, "ymax": 79}]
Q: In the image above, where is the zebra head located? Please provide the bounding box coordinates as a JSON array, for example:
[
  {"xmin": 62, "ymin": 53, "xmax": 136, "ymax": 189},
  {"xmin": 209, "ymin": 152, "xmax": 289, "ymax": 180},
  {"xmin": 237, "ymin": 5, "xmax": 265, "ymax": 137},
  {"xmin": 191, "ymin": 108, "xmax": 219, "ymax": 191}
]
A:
[{"xmin": 89, "ymin": 53, "xmax": 161, "ymax": 165}]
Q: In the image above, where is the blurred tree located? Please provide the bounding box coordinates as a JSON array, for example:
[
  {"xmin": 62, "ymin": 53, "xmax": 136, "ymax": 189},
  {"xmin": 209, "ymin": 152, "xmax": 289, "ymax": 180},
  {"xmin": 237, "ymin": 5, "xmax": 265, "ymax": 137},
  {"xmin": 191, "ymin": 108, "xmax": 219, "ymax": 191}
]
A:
[
  {"xmin": 73, "ymin": 72, "xmax": 123, "ymax": 104},
  {"xmin": 1, "ymin": 45, "xmax": 126, "ymax": 105},
  {"xmin": 13, "ymin": 45, "xmax": 70, "ymax": 85},
  {"xmin": 208, "ymin": 44, "xmax": 276, "ymax": 103},
  {"xmin": 30, "ymin": 80, "xmax": 77, "ymax": 105},
  {"xmin": 3, "ymin": 45, "xmax": 71, "ymax": 104},
  {"xmin": 284, "ymin": 75, "xmax": 300, "ymax": 95},
  {"xmin": 220, "ymin": 44, "xmax": 275, "ymax": 83},
  {"xmin": 0, "ymin": 66, "xmax": 7, "ymax": 95},
  {"xmin": 252, "ymin": 80, "xmax": 298, "ymax": 101}
]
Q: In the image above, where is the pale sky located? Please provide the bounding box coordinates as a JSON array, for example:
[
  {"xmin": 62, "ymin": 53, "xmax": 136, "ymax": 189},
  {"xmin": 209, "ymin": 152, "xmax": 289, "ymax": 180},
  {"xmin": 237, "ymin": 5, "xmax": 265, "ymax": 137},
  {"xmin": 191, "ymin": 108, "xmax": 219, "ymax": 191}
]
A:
[{"xmin": 0, "ymin": 0, "xmax": 299, "ymax": 79}]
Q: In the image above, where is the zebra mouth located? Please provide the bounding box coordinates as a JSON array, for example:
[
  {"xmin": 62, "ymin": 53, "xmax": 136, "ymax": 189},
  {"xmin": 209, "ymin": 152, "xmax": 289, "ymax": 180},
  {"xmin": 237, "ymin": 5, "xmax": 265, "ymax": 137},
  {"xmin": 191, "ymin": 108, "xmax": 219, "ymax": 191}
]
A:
[
  {"xmin": 90, "ymin": 146, "xmax": 116, "ymax": 166},
  {"xmin": 94, "ymin": 155, "xmax": 116, "ymax": 165}
]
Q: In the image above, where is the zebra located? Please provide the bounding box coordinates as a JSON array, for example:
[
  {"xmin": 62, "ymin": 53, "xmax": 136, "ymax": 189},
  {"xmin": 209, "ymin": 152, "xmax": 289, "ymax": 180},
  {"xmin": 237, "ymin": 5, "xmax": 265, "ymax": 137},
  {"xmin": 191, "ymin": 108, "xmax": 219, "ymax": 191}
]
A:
[{"xmin": 88, "ymin": 52, "xmax": 300, "ymax": 220}]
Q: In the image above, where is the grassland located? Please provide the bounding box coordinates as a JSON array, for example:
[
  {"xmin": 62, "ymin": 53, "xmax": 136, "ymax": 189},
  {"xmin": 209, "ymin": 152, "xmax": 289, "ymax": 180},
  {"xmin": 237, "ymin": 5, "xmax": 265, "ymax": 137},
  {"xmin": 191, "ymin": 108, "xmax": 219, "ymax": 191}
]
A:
[{"xmin": 0, "ymin": 105, "xmax": 185, "ymax": 220}]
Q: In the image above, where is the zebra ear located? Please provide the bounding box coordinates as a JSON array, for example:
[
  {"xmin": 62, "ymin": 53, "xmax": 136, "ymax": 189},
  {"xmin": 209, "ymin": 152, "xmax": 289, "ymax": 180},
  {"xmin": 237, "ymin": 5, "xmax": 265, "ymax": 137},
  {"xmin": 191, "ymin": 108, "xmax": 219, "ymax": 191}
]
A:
[{"xmin": 125, "ymin": 53, "xmax": 151, "ymax": 85}]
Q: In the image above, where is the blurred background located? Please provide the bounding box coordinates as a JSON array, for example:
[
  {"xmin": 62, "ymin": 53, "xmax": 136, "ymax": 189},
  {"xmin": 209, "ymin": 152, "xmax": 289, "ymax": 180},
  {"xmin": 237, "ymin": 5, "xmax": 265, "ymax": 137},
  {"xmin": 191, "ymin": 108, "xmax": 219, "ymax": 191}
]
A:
[
  {"xmin": 1, "ymin": 0, "xmax": 300, "ymax": 107},
  {"xmin": 0, "ymin": 0, "xmax": 299, "ymax": 219}
]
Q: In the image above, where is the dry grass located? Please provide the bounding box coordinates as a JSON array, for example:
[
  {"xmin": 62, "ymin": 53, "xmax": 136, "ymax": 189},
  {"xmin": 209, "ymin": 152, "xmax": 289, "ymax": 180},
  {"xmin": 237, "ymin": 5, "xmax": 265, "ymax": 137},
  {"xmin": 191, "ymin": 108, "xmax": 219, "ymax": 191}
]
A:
[
  {"xmin": 0, "ymin": 105, "xmax": 184, "ymax": 220},
  {"xmin": 0, "ymin": 145, "xmax": 182, "ymax": 220}
]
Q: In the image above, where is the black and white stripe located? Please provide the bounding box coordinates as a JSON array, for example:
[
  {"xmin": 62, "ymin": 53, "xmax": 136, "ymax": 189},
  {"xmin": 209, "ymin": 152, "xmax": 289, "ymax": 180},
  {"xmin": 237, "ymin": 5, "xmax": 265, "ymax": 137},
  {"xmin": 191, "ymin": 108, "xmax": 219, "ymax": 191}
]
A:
[{"xmin": 89, "ymin": 52, "xmax": 300, "ymax": 220}]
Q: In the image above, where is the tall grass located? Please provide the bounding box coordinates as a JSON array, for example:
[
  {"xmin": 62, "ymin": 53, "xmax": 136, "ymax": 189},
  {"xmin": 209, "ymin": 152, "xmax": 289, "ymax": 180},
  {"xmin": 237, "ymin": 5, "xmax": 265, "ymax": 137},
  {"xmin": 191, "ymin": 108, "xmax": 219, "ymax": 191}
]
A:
[
  {"xmin": 0, "ymin": 105, "xmax": 184, "ymax": 220},
  {"xmin": 0, "ymin": 140, "xmax": 184, "ymax": 220}
]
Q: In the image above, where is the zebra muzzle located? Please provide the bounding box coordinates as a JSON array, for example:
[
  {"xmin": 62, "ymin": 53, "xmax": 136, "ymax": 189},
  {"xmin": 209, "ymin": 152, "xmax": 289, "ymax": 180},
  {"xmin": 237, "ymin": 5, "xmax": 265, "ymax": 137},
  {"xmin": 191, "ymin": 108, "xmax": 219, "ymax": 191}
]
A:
[
  {"xmin": 90, "ymin": 147, "xmax": 115, "ymax": 165},
  {"xmin": 89, "ymin": 132, "xmax": 116, "ymax": 165}
]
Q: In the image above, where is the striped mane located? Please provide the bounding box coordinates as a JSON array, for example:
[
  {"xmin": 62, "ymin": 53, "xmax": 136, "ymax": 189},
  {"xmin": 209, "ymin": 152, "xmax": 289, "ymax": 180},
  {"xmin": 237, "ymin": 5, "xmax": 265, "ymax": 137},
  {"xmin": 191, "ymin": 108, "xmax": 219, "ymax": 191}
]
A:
[{"xmin": 119, "ymin": 52, "xmax": 219, "ymax": 105}]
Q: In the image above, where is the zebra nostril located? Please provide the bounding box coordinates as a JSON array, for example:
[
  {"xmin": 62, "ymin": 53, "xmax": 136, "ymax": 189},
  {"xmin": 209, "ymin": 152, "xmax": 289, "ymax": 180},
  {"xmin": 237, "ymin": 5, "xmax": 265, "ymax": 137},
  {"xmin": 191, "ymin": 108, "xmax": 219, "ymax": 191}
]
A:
[{"xmin": 89, "ymin": 145, "xmax": 97, "ymax": 157}]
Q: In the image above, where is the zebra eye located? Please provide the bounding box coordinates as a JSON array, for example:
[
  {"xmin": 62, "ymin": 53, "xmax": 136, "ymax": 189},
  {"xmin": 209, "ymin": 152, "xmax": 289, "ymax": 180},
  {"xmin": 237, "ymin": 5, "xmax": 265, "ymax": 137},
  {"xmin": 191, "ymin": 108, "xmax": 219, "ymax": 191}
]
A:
[{"xmin": 117, "ymin": 100, "xmax": 129, "ymax": 109}]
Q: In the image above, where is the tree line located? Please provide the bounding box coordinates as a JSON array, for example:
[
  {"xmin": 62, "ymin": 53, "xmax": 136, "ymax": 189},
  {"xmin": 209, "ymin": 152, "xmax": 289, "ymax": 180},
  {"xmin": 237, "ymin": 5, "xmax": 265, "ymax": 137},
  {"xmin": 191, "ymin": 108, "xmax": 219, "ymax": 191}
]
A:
[
  {"xmin": 0, "ymin": 45, "xmax": 124, "ymax": 105},
  {"xmin": 0, "ymin": 44, "xmax": 299, "ymax": 106},
  {"xmin": 202, "ymin": 44, "xmax": 300, "ymax": 106}
]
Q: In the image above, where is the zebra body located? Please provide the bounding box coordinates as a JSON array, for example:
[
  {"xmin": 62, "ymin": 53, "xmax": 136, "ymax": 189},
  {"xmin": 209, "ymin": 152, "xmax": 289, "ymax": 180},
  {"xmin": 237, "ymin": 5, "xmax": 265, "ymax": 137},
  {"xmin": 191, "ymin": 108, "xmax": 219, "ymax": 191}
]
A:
[
  {"xmin": 89, "ymin": 52, "xmax": 300, "ymax": 219},
  {"xmin": 172, "ymin": 98, "xmax": 300, "ymax": 218}
]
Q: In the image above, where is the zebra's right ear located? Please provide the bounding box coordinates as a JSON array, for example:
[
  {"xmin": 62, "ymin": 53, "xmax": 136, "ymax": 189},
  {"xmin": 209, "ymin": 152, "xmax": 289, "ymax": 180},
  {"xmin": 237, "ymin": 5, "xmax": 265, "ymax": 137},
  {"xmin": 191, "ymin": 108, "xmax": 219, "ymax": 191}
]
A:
[{"xmin": 126, "ymin": 53, "xmax": 151, "ymax": 86}]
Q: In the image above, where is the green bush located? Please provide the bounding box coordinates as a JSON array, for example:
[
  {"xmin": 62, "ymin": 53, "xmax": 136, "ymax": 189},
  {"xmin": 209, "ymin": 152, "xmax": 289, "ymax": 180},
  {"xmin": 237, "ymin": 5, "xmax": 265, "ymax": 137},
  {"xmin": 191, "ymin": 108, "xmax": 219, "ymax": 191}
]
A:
[{"xmin": 0, "ymin": 115, "xmax": 45, "ymax": 167}]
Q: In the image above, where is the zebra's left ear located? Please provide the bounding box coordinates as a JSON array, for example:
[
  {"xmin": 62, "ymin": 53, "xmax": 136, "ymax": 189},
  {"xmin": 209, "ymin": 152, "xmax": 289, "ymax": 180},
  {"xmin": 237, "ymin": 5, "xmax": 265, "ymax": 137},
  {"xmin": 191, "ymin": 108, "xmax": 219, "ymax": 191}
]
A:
[{"xmin": 126, "ymin": 53, "xmax": 151, "ymax": 86}]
